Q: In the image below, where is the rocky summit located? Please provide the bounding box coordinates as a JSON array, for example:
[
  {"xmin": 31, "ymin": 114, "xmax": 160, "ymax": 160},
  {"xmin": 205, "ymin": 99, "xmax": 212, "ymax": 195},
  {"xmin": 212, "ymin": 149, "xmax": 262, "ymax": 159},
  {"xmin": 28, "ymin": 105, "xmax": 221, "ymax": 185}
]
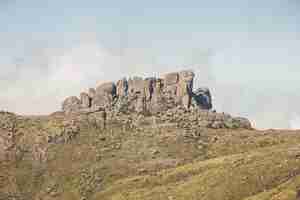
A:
[
  {"xmin": 62, "ymin": 70, "xmax": 251, "ymax": 129},
  {"xmin": 62, "ymin": 70, "xmax": 212, "ymax": 114}
]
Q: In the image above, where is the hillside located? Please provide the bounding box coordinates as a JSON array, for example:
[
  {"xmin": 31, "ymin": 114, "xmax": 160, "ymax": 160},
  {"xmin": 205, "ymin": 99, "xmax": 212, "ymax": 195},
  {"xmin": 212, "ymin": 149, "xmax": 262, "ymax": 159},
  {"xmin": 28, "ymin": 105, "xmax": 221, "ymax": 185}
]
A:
[
  {"xmin": 0, "ymin": 110, "xmax": 300, "ymax": 200},
  {"xmin": 1, "ymin": 71, "xmax": 300, "ymax": 200}
]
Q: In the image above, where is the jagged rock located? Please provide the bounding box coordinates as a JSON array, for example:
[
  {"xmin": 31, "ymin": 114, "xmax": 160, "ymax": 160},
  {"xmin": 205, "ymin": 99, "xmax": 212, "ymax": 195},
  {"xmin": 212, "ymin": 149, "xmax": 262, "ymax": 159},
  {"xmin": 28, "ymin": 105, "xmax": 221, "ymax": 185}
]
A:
[
  {"xmin": 136, "ymin": 93, "xmax": 147, "ymax": 113},
  {"xmin": 192, "ymin": 87, "xmax": 212, "ymax": 110},
  {"xmin": 92, "ymin": 94, "xmax": 114, "ymax": 110},
  {"xmin": 149, "ymin": 79, "xmax": 166, "ymax": 114},
  {"xmin": 96, "ymin": 82, "xmax": 116, "ymax": 96},
  {"xmin": 164, "ymin": 72, "xmax": 179, "ymax": 86},
  {"xmin": 93, "ymin": 82, "xmax": 117, "ymax": 109},
  {"xmin": 116, "ymin": 78, "xmax": 128, "ymax": 97},
  {"xmin": 173, "ymin": 70, "xmax": 195, "ymax": 108},
  {"xmin": 144, "ymin": 77, "xmax": 156, "ymax": 101},
  {"xmin": 165, "ymin": 85, "xmax": 177, "ymax": 97},
  {"xmin": 60, "ymin": 70, "xmax": 252, "ymax": 129},
  {"xmin": 182, "ymin": 94, "xmax": 191, "ymax": 109},
  {"xmin": 62, "ymin": 96, "xmax": 81, "ymax": 114},
  {"xmin": 88, "ymin": 88, "xmax": 96, "ymax": 99},
  {"xmin": 128, "ymin": 77, "xmax": 144, "ymax": 95},
  {"xmin": 154, "ymin": 78, "xmax": 164, "ymax": 93},
  {"xmin": 80, "ymin": 92, "xmax": 91, "ymax": 109},
  {"xmin": 177, "ymin": 70, "xmax": 194, "ymax": 97}
]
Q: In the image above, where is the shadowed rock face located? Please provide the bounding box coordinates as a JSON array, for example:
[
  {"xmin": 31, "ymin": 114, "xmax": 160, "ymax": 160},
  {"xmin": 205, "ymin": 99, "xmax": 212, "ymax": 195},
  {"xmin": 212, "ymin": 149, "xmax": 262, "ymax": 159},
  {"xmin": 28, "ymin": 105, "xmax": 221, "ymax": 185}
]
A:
[
  {"xmin": 62, "ymin": 70, "xmax": 212, "ymax": 115},
  {"xmin": 192, "ymin": 87, "xmax": 212, "ymax": 110},
  {"xmin": 80, "ymin": 92, "xmax": 91, "ymax": 109}
]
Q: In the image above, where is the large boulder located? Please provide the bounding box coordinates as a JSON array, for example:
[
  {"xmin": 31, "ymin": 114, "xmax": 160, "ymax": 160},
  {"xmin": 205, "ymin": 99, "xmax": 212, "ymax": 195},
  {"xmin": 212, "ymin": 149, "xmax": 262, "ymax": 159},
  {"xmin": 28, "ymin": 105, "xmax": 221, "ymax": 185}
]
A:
[
  {"xmin": 62, "ymin": 96, "xmax": 81, "ymax": 114},
  {"xmin": 164, "ymin": 72, "xmax": 179, "ymax": 86},
  {"xmin": 192, "ymin": 87, "xmax": 212, "ymax": 110},
  {"xmin": 88, "ymin": 88, "xmax": 96, "ymax": 99},
  {"xmin": 80, "ymin": 92, "xmax": 91, "ymax": 109},
  {"xmin": 125, "ymin": 77, "xmax": 158, "ymax": 113},
  {"xmin": 128, "ymin": 77, "xmax": 145, "ymax": 95},
  {"xmin": 93, "ymin": 82, "xmax": 117, "ymax": 110},
  {"xmin": 92, "ymin": 94, "xmax": 114, "ymax": 110},
  {"xmin": 223, "ymin": 117, "xmax": 252, "ymax": 129},
  {"xmin": 96, "ymin": 82, "xmax": 116, "ymax": 97},
  {"xmin": 233, "ymin": 117, "xmax": 252, "ymax": 129}
]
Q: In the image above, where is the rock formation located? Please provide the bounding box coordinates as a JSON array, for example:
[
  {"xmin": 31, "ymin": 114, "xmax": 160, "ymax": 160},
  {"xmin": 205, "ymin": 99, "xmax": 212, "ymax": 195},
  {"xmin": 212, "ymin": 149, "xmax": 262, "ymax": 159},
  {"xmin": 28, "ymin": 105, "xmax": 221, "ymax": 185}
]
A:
[
  {"xmin": 62, "ymin": 96, "xmax": 82, "ymax": 114},
  {"xmin": 80, "ymin": 92, "xmax": 91, "ymax": 109},
  {"xmin": 62, "ymin": 70, "xmax": 211, "ymax": 114},
  {"xmin": 192, "ymin": 87, "xmax": 212, "ymax": 110},
  {"xmin": 61, "ymin": 70, "xmax": 251, "ymax": 129}
]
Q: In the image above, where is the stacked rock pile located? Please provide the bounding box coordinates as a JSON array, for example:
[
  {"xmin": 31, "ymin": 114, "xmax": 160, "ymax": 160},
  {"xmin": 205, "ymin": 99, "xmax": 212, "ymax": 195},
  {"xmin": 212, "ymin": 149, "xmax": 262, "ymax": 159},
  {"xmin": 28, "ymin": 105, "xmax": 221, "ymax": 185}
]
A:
[{"xmin": 61, "ymin": 70, "xmax": 251, "ymax": 129}]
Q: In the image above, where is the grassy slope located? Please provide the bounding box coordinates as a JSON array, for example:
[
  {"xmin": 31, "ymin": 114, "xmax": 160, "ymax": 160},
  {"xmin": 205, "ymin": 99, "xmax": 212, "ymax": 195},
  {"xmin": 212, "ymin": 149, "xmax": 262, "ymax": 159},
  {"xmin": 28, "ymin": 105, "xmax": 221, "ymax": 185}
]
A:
[
  {"xmin": 93, "ymin": 144, "xmax": 300, "ymax": 200},
  {"xmin": 91, "ymin": 129, "xmax": 300, "ymax": 200},
  {"xmin": 1, "ymin": 114, "xmax": 300, "ymax": 200}
]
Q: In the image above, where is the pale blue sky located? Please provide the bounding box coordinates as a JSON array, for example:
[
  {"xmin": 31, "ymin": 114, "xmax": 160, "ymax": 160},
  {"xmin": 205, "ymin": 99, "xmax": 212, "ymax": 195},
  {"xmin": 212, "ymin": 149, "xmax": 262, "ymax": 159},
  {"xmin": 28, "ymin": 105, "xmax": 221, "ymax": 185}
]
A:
[
  {"xmin": 0, "ymin": 0, "xmax": 299, "ymax": 83},
  {"xmin": 0, "ymin": 0, "xmax": 299, "ymax": 128}
]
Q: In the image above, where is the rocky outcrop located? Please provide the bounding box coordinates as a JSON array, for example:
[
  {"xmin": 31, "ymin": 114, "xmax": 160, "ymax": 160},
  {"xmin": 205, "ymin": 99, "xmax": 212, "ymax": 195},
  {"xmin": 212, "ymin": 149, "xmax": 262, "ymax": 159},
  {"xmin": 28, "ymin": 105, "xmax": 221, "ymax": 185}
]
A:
[
  {"xmin": 88, "ymin": 88, "xmax": 96, "ymax": 99},
  {"xmin": 62, "ymin": 96, "xmax": 82, "ymax": 114},
  {"xmin": 0, "ymin": 111, "xmax": 82, "ymax": 163},
  {"xmin": 116, "ymin": 78, "xmax": 128, "ymax": 97},
  {"xmin": 61, "ymin": 70, "xmax": 252, "ymax": 129},
  {"xmin": 80, "ymin": 92, "xmax": 91, "ymax": 109},
  {"xmin": 192, "ymin": 87, "xmax": 212, "ymax": 110},
  {"xmin": 157, "ymin": 107, "xmax": 252, "ymax": 130},
  {"xmin": 62, "ymin": 70, "xmax": 212, "ymax": 114}
]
